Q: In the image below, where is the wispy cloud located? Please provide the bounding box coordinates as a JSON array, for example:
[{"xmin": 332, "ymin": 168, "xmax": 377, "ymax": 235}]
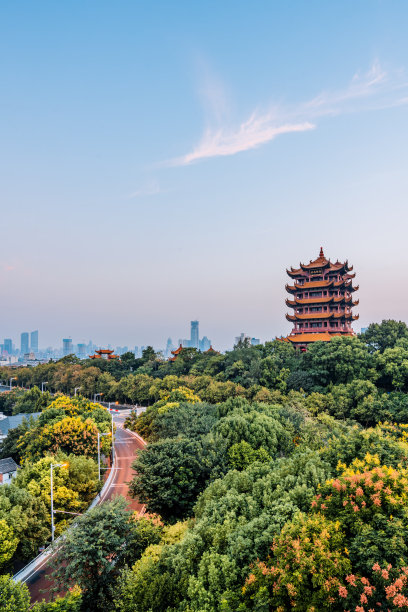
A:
[
  {"xmin": 180, "ymin": 119, "xmax": 315, "ymax": 165},
  {"xmin": 171, "ymin": 62, "xmax": 408, "ymax": 166},
  {"xmin": 128, "ymin": 179, "xmax": 161, "ymax": 199}
]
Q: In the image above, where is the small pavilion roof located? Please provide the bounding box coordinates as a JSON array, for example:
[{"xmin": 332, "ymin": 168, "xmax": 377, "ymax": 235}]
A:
[
  {"xmin": 89, "ymin": 348, "xmax": 119, "ymax": 360},
  {"xmin": 171, "ymin": 344, "xmax": 184, "ymax": 356},
  {"xmin": 204, "ymin": 345, "xmax": 219, "ymax": 355}
]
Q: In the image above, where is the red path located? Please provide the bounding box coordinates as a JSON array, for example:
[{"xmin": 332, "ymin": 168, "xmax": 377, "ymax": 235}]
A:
[{"xmin": 25, "ymin": 414, "xmax": 145, "ymax": 603}]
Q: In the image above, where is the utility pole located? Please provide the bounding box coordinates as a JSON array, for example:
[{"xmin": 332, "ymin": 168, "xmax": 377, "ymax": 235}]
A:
[
  {"xmin": 97, "ymin": 432, "xmax": 110, "ymax": 480},
  {"xmin": 50, "ymin": 462, "xmax": 68, "ymax": 541}
]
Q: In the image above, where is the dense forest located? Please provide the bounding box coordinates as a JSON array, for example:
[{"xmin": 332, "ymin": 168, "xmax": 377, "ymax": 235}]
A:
[{"xmin": 3, "ymin": 320, "xmax": 408, "ymax": 610}]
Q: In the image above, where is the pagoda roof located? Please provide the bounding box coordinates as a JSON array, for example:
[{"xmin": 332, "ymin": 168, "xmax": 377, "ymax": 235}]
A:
[
  {"xmin": 204, "ymin": 345, "xmax": 219, "ymax": 355},
  {"xmin": 285, "ymin": 295, "xmax": 355, "ymax": 307},
  {"xmin": 89, "ymin": 348, "xmax": 120, "ymax": 360},
  {"xmin": 171, "ymin": 344, "xmax": 184, "ymax": 356},
  {"xmin": 286, "ymin": 332, "xmax": 354, "ymax": 344},
  {"xmin": 286, "ymin": 280, "xmax": 329, "ymax": 293},
  {"xmin": 286, "ymin": 279, "xmax": 358, "ymax": 293},
  {"xmin": 287, "ymin": 248, "xmax": 353, "ymax": 277},
  {"xmin": 286, "ymin": 311, "xmax": 355, "ymax": 322}
]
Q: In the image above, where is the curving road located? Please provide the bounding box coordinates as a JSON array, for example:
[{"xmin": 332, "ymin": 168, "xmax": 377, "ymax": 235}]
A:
[{"xmin": 24, "ymin": 413, "xmax": 146, "ymax": 603}]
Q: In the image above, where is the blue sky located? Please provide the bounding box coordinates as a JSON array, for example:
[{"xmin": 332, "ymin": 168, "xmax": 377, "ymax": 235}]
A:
[{"xmin": 1, "ymin": 1, "xmax": 408, "ymax": 350}]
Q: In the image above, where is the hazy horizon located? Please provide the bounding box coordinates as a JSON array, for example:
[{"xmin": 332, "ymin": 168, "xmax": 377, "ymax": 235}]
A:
[{"xmin": 2, "ymin": 2, "xmax": 408, "ymax": 351}]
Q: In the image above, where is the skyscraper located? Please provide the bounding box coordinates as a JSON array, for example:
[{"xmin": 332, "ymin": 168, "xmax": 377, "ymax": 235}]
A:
[
  {"xmin": 199, "ymin": 336, "xmax": 211, "ymax": 352},
  {"xmin": 21, "ymin": 332, "xmax": 29, "ymax": 355},
  {"xmin": 77, "ymin": 343, "xmax": 87, "ymax": 358},
  {"xmin": 30, "ymin": 330, "xmax": 39, "ymax": 354},
  {"xmin": 62, "ymin": 338, "xmax": 73, "ymax": 356},
  {"xmin": 190, "ymin": 320, "xmax": 199, "ymax": 349},
  {"xmin": 3, "ymin": 339, "xmax": 12, "ymax": 355},
  {"xmin": 165, "ymin": 338, "xmax": 174, "ymax": 357}
]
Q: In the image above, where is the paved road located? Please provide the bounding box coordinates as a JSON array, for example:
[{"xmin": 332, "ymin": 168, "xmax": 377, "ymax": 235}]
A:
[{"xmin": 25, "ymin": 414, "xmax": 146, "ymax": 603}]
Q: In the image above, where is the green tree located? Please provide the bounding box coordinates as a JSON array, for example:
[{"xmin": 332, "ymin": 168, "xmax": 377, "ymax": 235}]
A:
[
  {"xmin": 227, "ymin": 440, "xmax": 270, "ymax": 470},
  {"xmin": 304, "ymin": 336, "xmax": 377, "ymax": 386},
  {"xmin": 312, "ymin": 454, "xmax": 408, "ymax": 574},
  {"xmin": 233, "ymin": 513, "xmax": 351, "ymax": 611},
  {"xmin": 0, "ymin": 519, "xmax": 18, "ymax": 568},
  {"xmin": 32, "ymin": 588, "xmax": 82, "ymax": 611},
  {"xmin": 15, "ymin": 453, "xmax": 98, "ymax": 537},
  {"xmin": 12, "ymin": 386, "xmax": 53, "ymax": 415},
  {"xmin": 212, "ymin": 406, "xmax": 294, "ymax": 458},
  {"xmin": 114, "ymin": 522, "xmax": 188, "ymax": 612},
  {"xmin": 51, "ymin": 498, "xmax": 132, "ymax": 611},
  {"xmin": 361, "ymin": 319, "xmax": 408, "ymax": 352},
  {"xmin": 0, "ymin": 575, "xmax": 30, "ymax": 612},
  {"xmin": 0, "ymin": 483, "xmax": 49, "ymax": 561},
  {"xmin": 376, "ymin": 343, "xmax": 408, "ymax": 391},
  {"xmin": 172, "ymin": 450, "xmax": 332, "ymax": 611},
  {"xmin": 129, "ymin": 437, "xmax": 216, "ymax": 522}
]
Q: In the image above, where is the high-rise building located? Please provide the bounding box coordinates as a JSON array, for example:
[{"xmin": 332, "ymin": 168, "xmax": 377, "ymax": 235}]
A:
[
  {"xmin": 190, "ymin": 320, "xmax": 199, "ymax": 349},
  {"xmin": 199, "ymin": 336, "xmax": 211, "ymax": 352},
  {"xmin": 165, "ymin": 338, "xmax": 174, "ymax": 357},
  {"xmin": 285, "ymin": 247, "xmax": 359, "ymax": 352},
  {"xmin": 3, "ymin": 339, "xmax": 12, "ymax": 355},
  {"xmin": 21, "ymin": 332, "xmax": 29, "ymax": 355},
  {"xmin": 30, "ymin": 330, "xmax": 39, "ymax": 354},
  {"xmin": 62, "ymin": 338, "xmax": 73, "ymax": 356},
  {"xmin": 77, "ymin": 343, "xmax": 87, "ymax": 358},
  {"xmin": 234, "ymin": 333, "xmax": 250, "ymax": 347},
  {"xmin": 251, "ymin": 338, "xmax": 260, "ymax": 346}
]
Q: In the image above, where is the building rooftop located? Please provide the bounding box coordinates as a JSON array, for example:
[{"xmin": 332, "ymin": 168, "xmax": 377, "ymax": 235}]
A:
[
  {"xmin": 286, "ymin": 332, "xmax": 353, "ymax": 343},
  {"xmin": 0, "ymin": 457, "xmax": 18, "ymax": 474},
  {"xmin": 0, "ymin": 413, "xmax": 41, "ymax": 437}
]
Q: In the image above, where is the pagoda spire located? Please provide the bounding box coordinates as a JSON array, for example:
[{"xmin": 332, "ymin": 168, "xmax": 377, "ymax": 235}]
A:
[{"xmin": 319, "ymin": 246, "xmax": 324, "ymax": 258}]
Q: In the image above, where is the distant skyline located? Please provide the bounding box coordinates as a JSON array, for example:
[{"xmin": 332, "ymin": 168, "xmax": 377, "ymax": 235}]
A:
[{"xmin": 2, "ymin": 2, "xmax": 408, "ymax": 350}]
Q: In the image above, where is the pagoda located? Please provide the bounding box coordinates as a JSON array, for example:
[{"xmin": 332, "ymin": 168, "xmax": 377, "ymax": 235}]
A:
[
  {"xmin": 89, "ymin": 349, "xmax": 120, "ymax": 361},
  {"xmin": 204, "ymin": 345, "xmax": 219, "ymax": 356},
  {"xmin": 169, "ymin": 344, "xmax": 184, "ymax": 362},
  {"xmin": 285, "ymin": 247, "xmax": 359, "ymax": 351}
]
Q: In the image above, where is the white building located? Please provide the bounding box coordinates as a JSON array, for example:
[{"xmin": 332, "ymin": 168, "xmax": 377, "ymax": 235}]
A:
[{"xmin": 0, "ymin": 457, "xmax": 18, "ymax": 484}]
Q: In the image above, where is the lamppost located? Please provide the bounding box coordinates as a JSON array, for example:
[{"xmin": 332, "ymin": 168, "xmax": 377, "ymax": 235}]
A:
[
  {"xmin": 50, "ymin": 462, "xmax": 68, "ymax": 541},
  {"xmin": 74, "ymin": 387, "xmax": 81, "ymax": 397},
  {"xmin": 108, "ymin": 403, "xmax": 117, "ymax": 464},
  {"xmin": 9, "ymin": 377, "xmax": 16, "ymax": 391},
  {"xmin": 97, "ymin": 432, "xmax": 110, "ymax": 481},
  {"xmin": 41, "ymin": 381, "xmax": 48, "ymax": 393}
]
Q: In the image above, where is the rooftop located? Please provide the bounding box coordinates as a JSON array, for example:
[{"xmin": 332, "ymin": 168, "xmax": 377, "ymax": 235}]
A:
[
  {"xmin": 0, "ymin": 457, "xmax": 18, "ymax": 474},
  {"xmin": 287, "ymin": 332, "xmax": 353, "ymax": 343},
  {"xmin": 0, "ymin": 413, "xmax": 41, "ymax": 437}
]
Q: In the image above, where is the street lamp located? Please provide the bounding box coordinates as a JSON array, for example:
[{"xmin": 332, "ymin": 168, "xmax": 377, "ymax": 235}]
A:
[
  {"xmin": 41, "ymin": 381, "xmax": 48, "ymax": 393},
  {"xmin": 97, "ymin": 432, "xmax": 111, "ymax": 481},
  {"xmin": 74, "ymin": 387, "xmax": 81, "ymax": 397},
  {"xmin": 9, "ymin": 377, "xmax": 16, "ymax": 391},
  {"xmin": 50, "ymin": 462, "xmax": 68, "ymax": 542},
  {"xmin": 108, "ymin": 403, "xmax": 118, "ymax": 464}
]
